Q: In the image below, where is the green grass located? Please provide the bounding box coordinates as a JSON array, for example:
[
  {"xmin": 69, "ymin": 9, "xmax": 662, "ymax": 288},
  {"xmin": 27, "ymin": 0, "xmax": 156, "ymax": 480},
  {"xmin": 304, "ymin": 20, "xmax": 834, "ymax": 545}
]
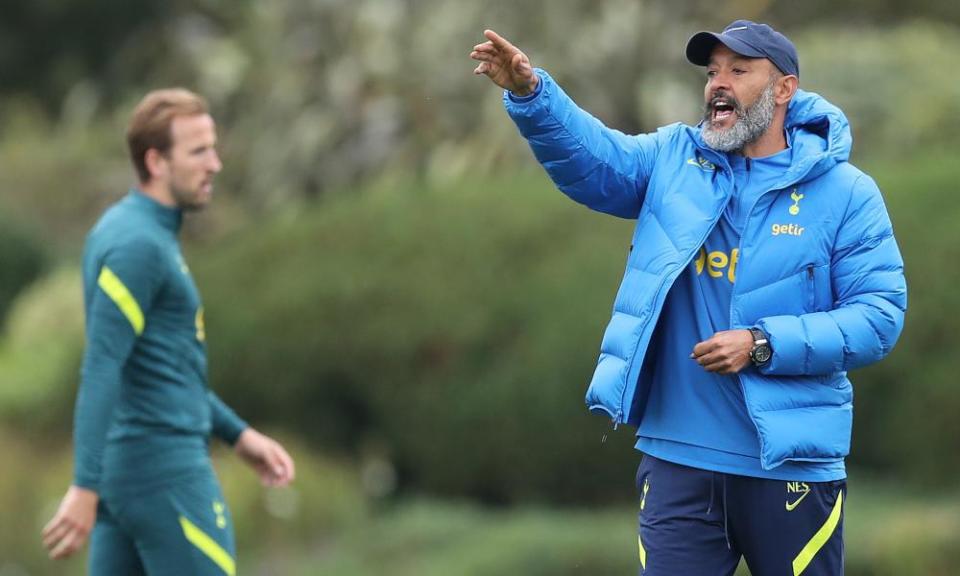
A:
[
  {"xmin": 242, "ymin": 476, "xmax": 960, "ymax": 576},
  {"xmin": 254, "ymin": 500, "xmax": 639, "ymax": 576}
]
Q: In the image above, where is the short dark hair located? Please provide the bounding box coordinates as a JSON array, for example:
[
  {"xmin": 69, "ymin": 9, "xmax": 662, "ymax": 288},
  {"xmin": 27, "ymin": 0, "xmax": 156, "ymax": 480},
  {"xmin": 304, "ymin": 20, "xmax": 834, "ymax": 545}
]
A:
[{"xmin": 126, "ymin": 88, "xmax": 209, "ymax": 183}]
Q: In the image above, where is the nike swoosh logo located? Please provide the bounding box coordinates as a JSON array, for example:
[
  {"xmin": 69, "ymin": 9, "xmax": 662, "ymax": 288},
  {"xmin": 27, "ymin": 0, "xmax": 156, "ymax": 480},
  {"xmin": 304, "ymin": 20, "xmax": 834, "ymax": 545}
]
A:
[
  {"xmin": 686, "ymin": 158, "xmax": 716, "ymax": 171},
  {"xmin": 785, "ymin": 489, "xmax": 811, "ymax": 511}
]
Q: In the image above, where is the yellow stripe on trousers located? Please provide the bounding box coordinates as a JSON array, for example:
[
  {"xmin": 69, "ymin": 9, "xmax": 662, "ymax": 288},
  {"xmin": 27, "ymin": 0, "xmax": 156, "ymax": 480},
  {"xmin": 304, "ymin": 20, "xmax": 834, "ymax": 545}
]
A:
[
  {"xmin": 97, "ymin": 266, "xmax": 145, "ymax": 335},
  {"xmin": 638, "ymin": 534, "xmax": 646, "ymax": 570},
  {"xmin": 793, "ymin": 490, "xmax": 843, "ymax": 576},
  {"xmin": 179, "ymin": 516, "xmax": 236, "ymax": 576}
]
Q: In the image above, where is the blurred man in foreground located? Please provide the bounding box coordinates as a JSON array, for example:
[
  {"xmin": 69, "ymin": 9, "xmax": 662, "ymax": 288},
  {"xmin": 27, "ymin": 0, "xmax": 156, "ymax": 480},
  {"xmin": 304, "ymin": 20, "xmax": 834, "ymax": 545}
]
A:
[
  {"xmin": 472, "ymin": 21, "xmax": 905, "ymax": 575},
  {"xmin": 42, "ymin": 89, "xmax": 295, "ymax": 575}
]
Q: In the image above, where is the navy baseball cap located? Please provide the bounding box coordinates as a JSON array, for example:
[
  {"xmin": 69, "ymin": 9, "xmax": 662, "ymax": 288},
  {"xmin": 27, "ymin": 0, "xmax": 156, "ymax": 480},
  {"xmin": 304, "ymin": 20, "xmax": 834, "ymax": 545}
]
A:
[{"xmin": 686, "ymin": 20, "xmax": 799, "ymax": 77}]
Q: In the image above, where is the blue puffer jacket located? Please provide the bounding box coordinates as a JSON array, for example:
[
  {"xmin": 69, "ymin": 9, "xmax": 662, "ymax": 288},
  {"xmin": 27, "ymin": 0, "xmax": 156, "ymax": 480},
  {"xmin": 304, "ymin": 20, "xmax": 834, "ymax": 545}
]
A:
[{"xmin": 505, "ymin": 70, "xmax": 906, "ymax": 469}]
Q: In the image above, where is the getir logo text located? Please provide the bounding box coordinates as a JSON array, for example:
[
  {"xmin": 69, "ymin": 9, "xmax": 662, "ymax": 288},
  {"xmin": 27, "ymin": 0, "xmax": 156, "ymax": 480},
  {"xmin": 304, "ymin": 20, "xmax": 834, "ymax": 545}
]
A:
[
  {"xmin": 695, "ymin": 246, "xmax": 739, "ymax": 284},
  {"xmin": 772, "ymin": 223, "xmax": 804, "ymax": 236}
]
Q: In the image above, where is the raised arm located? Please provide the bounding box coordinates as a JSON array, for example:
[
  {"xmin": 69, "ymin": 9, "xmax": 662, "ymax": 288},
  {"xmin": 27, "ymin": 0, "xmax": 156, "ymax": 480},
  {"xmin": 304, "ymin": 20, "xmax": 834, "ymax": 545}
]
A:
[{"xmin": 471, "ymin": 30, "xmax": 663, "ymax": 219}]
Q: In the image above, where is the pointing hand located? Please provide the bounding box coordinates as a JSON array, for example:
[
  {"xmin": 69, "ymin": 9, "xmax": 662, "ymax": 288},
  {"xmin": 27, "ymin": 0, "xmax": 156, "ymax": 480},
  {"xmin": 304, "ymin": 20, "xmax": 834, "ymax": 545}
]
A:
[{"xmin": 470, "ymin": 29, "xmax": 539, "ymax": 96}]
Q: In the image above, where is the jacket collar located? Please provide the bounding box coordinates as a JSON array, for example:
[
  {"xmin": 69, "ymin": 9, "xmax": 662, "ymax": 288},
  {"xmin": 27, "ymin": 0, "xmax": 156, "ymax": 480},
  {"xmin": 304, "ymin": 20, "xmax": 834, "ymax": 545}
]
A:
[
  {"xmin": 693, "ymin": 89, "xmax": 852, "ymax": 189},
  {"xmin": 127, "ymin": 189, "xmax": 183, "ymax": 233}
]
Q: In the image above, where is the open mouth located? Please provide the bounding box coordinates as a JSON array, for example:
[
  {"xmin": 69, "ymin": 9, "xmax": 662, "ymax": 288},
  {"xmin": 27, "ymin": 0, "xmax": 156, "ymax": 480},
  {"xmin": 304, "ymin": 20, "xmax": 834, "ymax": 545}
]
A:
[
  {"xmin": 712, "ymin": 100, "xmax": 734, "ymax": 122},
  {"xmin": 711, "ymin": 97, "xmax": 737, "ymax": 122}
]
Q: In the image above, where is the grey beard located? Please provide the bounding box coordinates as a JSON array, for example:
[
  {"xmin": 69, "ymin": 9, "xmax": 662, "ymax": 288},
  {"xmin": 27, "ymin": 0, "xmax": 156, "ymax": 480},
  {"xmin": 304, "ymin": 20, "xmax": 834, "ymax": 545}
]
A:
[{"xmin": 701, "ymin": 81, "xmax": 776, "ymax": 152}]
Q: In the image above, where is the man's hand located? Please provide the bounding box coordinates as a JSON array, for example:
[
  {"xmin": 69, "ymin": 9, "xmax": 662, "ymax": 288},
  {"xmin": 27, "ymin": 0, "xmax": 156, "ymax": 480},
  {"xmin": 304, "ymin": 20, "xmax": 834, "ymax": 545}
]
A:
[
  {"xmin": 42, "ymin": 486, "xmax": 99, "ymax": 559},
  {"xmin": 691, "ymin": 329, "xmax": 754, "ymax": 374},
  {"xmin": 470, "ymin": 29, "xmax": 539, "ymax": 96},
  {"xmin": 234, "ymin": 428, "xmax": 296, "ymax": 487}
]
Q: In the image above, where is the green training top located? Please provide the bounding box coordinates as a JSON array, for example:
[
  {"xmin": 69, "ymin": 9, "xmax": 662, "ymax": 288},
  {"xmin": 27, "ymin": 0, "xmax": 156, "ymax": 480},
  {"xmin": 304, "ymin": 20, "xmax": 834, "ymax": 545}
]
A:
[{"xmin": 73, "ymin": 190, "xmax": 247, "ymax": 492}]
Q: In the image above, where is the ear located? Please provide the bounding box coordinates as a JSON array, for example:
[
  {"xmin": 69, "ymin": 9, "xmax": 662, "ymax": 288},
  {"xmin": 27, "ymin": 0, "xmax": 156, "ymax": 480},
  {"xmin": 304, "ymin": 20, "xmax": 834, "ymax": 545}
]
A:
[
  {"xmin": 775, "ymin": 75, "xmax": 799, "ymax": 106},
  {"xmin": 144, "ymin": 148, "xmax": 168, "ymax": 181}
]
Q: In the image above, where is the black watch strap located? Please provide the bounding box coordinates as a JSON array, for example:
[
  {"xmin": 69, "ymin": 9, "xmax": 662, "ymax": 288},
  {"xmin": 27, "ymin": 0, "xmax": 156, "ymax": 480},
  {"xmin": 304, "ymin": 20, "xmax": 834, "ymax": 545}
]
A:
[
  {"xmin": 749, "ymin": 328, "xmax": 772, "ymax": 366},
  {"xmin": 749, "ymin": 328, "xmax": 768, "ymax": 344}
]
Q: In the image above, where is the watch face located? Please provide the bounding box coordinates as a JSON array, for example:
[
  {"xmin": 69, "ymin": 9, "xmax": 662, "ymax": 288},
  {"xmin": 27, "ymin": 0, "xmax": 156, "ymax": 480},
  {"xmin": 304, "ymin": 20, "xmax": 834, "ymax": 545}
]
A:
[{"xmin": 752, "ymin": 344, "xmax": 772, "ymax": 364}]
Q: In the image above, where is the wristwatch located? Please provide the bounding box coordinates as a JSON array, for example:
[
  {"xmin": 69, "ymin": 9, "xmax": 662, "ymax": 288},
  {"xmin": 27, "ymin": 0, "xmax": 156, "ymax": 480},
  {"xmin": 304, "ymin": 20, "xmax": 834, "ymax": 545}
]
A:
[{"xmin": 749, "ymin": 328, "xmax": 772, "ymax": 366}]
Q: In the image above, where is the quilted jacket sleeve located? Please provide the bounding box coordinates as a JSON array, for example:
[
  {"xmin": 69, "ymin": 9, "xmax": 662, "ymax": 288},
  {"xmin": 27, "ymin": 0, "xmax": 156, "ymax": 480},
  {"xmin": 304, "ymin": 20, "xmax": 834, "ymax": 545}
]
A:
[
  {"xmin": 756, "ymin": 174, "xmax": 907, "ymax": 375},
  {"xmin": 504, "ymin": 69, "xmax": 662, "ymax": 219}
]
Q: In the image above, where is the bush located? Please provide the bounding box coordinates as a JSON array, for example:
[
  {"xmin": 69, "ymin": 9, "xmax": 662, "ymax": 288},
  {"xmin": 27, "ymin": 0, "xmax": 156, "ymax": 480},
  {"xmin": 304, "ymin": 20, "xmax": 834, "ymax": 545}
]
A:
[
  {"xmin": 0, "ymin": 429, "xmax": 367, "ymax": 576},
  {"xmin": 0, "ymin": 431, "xmax": 84, "ymax": 576},
  {"xmin": 197, "ymin": 171, "xmax": 642, "ymax": 504},
  {"xmin": 0, "ymin": 216, "xmax": 46, "ymax": 326},
  {"xmin": 288, "ymin": 500, "xmax": 639, "ymax": 576},
  {"xmin": 5, "ymin": 148, "xmax": 958, "ymax": 508},
  {"xmin": 847, "ymin": 151, "xmax": 960, "ymax": 489},
  {"xmin": 213, "ymin": 432, "xmax": 368, "ymax": 558},
  {"xmin": 0, "ymin": 268, "xmax": 83, "ymax": 431},
  {"xmin": 194, "ymin": 150, "xmax": 960, "ymax": 501},
  {"xmin": 255, "ymin": 483, "xmax": 960, "ymax": 576}
]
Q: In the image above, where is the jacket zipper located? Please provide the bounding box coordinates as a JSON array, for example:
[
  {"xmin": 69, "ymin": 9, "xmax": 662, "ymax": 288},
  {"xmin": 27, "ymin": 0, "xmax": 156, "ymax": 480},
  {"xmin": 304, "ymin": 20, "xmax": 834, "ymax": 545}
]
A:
[
  {"xmin": 611, "ymin": 159, "xmax": 734, "ymax": 425},
  {"xmin": 807, "ymin": 264, "xmax": 815, "ymax": 310}
]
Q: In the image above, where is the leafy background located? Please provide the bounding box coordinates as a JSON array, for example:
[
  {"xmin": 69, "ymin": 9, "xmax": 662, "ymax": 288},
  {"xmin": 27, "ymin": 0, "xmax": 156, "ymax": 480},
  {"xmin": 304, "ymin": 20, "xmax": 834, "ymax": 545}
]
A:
[{"xmin": 1, "ymin": 1, "xmax": 958, "ymax": 574}]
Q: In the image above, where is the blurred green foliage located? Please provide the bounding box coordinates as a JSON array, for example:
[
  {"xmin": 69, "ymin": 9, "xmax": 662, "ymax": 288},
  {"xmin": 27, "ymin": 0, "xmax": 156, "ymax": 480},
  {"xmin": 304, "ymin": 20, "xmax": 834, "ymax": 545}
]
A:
[
  {"xmin": 288, "ymin": 501, "xmax": 640, "ymax": 576},
  {"xmin": 4, "ymin": 3, "xmax": 960, "ymax": 218},
  {"xmin": 197, "ymin": 171, "xmax": 640, "ymax": 504},
  {"xmin": 4, "ymin": 434, "xmax": 957, "ymax": 576},
  {"xmin": 0, "ymin": 432, "xmax": 367, "ymax": 576},
  {"xmin": 0, "ymin": 216, "xmax": 46, "ymax": 324},
  {"xmin": 5, "ymin": 153, "xmax": 952, "ymax": 504},
  {"xmin": 0, "ymin": 0, "xmax": 168, "ymax": 113},
  {"xmin": 0, "ymin": 269, "xmax": 81, "ymax": 430},
  {"xmin": 281, "ymin": 480, "xmax": 960, "ymax": 576},
  {"xmin": 1, "ymin": 1, "xmax": 959, "ymax": 574},
  {"xmin": 215, "ymin": 433, "xmax": 369, "ymax": 558},
  {"xmin": 850, "ymin": 151, "xmax": 960, "ymax": 487},
  {"xmin": 201, "ymin": 151, "xmax": 960, "ymax": 499}
]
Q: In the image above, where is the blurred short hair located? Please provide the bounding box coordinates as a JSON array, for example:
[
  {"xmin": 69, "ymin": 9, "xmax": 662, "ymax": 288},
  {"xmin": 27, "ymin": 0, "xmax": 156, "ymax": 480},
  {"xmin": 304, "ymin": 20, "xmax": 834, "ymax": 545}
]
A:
[{"xmin": 126, "ymin": 88, "xmax": 209, "ymax": 183}]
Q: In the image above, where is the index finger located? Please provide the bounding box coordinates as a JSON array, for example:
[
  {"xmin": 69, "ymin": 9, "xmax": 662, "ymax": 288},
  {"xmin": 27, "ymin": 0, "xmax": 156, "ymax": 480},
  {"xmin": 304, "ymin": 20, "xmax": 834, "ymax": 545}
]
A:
[{"xmin": 483, "ymin": 29, "xmax": 518, "ymax": 53}]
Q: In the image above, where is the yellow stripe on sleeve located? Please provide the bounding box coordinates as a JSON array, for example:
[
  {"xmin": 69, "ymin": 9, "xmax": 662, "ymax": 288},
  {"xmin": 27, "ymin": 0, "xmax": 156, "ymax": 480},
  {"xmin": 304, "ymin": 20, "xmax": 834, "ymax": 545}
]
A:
[
  {"xmin": 793, "ymin": 490, "xmax": 843, "ymax": 576},
  {"xmin": 179, "ymin": 515, "xmax": 236, "ymax": 576},
  {"xmin": 97, "ymin": 266, "xmax": 145, "ymax": 335}
]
